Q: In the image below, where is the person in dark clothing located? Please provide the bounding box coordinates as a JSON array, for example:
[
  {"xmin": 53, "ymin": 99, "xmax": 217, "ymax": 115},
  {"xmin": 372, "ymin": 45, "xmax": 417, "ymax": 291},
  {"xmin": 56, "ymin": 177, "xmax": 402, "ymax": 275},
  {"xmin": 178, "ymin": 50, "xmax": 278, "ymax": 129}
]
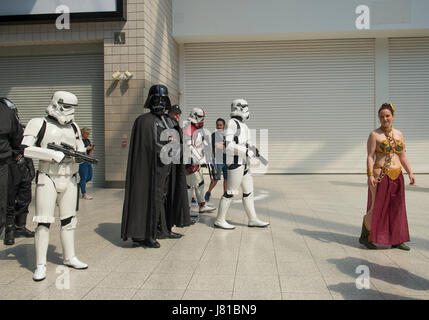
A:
[
  {"xmin": 5, "ymin": 147, "xmax": 35, "ymax": 245},
  {"xmin": 79, "ymin": 127, "xmax": 95, "ymax": 200},
  {"xmin": 165, "ymin": 104, "xmax": 195, "ymax": 229},
  {"xmin": 0, "ymin": 97, "xmax": 23, "ymax": 238},
  {"xmin": 121, "ymin": 85, "xmax": 188, "ymax": 249},
  {"xmin": 205, "ymin": 118, "xmax": 228, "ymax": 202}
]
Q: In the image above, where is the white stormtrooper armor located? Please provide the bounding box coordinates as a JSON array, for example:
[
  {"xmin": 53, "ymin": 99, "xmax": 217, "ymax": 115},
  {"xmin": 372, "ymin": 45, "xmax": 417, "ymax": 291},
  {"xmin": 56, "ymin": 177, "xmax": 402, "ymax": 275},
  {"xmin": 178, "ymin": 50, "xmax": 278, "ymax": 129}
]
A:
[
  {"xmin": 214, "ymin": 99, "xmax": 270, "ymax": 229},
  {"xmin": 22, "ymin": 91, "xmax": 88, "ymax": 281},
  {"xmin": 184, "ymin": 108, "xmax": 215, "ymax": 215}
]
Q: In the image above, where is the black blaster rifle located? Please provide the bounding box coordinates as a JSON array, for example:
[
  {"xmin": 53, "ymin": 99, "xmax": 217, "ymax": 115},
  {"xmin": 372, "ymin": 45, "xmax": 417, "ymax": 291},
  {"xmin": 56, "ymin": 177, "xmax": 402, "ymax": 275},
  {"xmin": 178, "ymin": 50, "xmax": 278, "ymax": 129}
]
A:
[
  {"xmin": 47, "ymin": 142, "xmax": 99, "ymax": 165},
  {"xmin": 246, "ymin": 144, "xmax": 268, "ymax": 166}
]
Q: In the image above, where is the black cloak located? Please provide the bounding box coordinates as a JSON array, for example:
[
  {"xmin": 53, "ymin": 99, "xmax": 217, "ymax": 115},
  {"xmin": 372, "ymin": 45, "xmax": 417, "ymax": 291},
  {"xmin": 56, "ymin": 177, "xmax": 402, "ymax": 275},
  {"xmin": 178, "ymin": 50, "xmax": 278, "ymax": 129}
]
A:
[
  {"xmin": 121, "ymin": 113, "xmax": 192, "ymax": 241},
  {"xmin": 166, "ymin": 117, "xmax": 192, "ymax": 229}
]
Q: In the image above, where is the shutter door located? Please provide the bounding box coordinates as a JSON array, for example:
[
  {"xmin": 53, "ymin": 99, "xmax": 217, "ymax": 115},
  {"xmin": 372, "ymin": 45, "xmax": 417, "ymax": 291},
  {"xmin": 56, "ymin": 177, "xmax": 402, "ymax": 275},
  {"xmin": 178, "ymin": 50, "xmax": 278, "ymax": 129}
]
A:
[
  {"xmin": 0, "ymin": 49, "xmax": 105, "ymax": 186},
  {"xmin": 184, "ymin": 39, "xmax": 375, "ymax": 173},
  {"xmin": 389, "ymin": 37, "xmax": 429, "ymax": 174}
]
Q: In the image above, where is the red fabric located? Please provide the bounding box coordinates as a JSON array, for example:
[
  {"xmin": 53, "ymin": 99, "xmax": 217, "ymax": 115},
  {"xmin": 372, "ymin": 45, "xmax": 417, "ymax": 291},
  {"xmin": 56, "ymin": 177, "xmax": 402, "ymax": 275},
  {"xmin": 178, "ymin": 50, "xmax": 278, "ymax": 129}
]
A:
[
  {"xmin": 183, "ymin": 123, "xmax": 197, "ymax": 137},
  {"xmin": 186, "ymin": 165, "xmax": 199, "ymax": 175},
  {"xmin": 367, "ymin": 173, "xmax": 410, "ymax": 245}
]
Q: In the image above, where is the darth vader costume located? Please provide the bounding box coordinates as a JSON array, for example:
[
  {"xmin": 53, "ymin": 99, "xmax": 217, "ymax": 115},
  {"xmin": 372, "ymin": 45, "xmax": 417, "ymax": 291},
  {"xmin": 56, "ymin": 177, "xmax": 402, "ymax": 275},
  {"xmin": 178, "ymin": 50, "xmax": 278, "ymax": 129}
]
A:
[{"xmin": 121, "ymin": 85, "xmax": 192, "ymax": 248}]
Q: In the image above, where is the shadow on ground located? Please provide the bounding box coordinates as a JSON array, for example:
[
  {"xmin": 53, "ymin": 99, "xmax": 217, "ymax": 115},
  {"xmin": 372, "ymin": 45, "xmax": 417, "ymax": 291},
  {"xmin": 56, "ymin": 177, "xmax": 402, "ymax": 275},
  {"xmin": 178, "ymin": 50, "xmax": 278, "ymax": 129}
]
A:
[
  {"xmin": 94, "ymin": 223, "xmax": 127, "ymax": 248},
  {"xmin": 327, "ymin": 257, "xmax": 429, "ymax": 292},
  {"xmin": 0, "ymin": 244, "xmax": 62, "ymax": 272},
  {"xmin": 328, "ymin": 283, "xmax": 424, "ymax": 300},
  {"xmin": 265, "ymin": 204, "xmax": 429, "ymax": 251}
]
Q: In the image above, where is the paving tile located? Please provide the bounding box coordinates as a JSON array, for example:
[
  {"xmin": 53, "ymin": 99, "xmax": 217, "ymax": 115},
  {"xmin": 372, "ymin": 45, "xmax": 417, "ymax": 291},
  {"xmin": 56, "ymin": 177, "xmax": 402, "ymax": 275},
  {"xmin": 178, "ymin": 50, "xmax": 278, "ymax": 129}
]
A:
[
  {"xmin": 113, "ymin": 258, "xmax": 160, "ymax": 274},
  {"xmin": 280, "ymin": 275, "xmax": 329, "ymax": 294},
  {"xmin": 194, "ymin": 260, "xmax": 238, "ymax": 276},
  {"xmin": 182, "ymin": 290, "xmax": 233, "ymax": 300},
  {"xmin": 282, "ymin": 292, "xmax": 333, "ymax": 300},
  {"xmin": 234, "ymin": 275, "xmax": 281, "ymax": 293},
  {"xmin": 142, "ymin": 273, "xmax": 193, "ymax": 290},
  {"xmin": 68, "ymin": 270, "xmax": 109, "ymax": 288},
  {"xmin": 132, "ymin": 289, "xmax": 185, "ymax": 300},
  {"xmin": 83, "ymin": 288, "xmax": 137, "ymax": 300},
  {"xmin": 236, "ymin": 261, "xmax": 278, "ymax": 275},
  {"xmin": 0, "ymin": 269, "xmax": 28, "ymax": 285},
  {"xmin": 276, "ymin": 261, "xmax": 320, "ymax": 276},
  {"xmin": 153, "ymin": 259, "xmax": 199, "ymax": 275},
  {"xmin": 33, "ymin": 285, "xmax": 93, "ymax": 300},
  {"xmin": 187, "ymin": 275, "xmax": 235, "ymax": 292},
  {"xmin": 97, "ymin": 272, "xmax": 150, "ymax": 289},
  {"xmin": 2, "ymin": 175, "xmax": 429, "ymax": 300},
  {"xmin": 233, "ymin": 290, "xmax": 281, "ymax": 300}
]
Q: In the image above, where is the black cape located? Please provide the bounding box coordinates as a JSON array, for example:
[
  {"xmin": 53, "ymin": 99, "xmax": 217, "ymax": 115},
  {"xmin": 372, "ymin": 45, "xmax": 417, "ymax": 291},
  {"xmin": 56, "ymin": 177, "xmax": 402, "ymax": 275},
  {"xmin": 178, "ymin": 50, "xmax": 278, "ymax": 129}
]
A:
[
  {"xmin": 166, "ymin": 117, "xmax": 192, "ymax": 229},
  {"xmin": 121, "ymin": 113, "xmax": 191, "ymax": 241}
]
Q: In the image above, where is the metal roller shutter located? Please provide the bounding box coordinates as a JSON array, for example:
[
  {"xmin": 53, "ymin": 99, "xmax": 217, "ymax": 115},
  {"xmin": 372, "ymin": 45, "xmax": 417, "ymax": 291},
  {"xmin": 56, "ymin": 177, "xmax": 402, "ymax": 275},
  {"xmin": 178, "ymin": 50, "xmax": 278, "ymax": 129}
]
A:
[
  {"xmin": 184, "ymin": 39, "xmax": 375, "ymax": 173},
  {"xmin": 0, "ymin": 47, "xmax": 105, "ymax": 186},
  {"xmin": 389, "ymin": 37, "xmax": 429, "ymax": 174}
]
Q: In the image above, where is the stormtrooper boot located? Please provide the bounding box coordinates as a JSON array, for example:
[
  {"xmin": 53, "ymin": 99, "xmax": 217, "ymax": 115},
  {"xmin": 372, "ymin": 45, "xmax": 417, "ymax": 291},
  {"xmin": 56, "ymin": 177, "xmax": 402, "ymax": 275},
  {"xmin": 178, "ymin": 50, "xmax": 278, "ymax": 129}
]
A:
[
  {"xmin": 61, "ymin": 223, "xmax": 88, "ymax": 270},
  {"xmin": 243, "ymin": 194, "xmax": 270, "ymax": 228},
  {"xmin": 199, "ymin": 202, "xmax": 216, "ymax": 213},
  {"xmin": 33, "ymin": 225, "xmax": 50, "ymax": 281},
  {"xmin": 214, "ymin": 197, "xmax": 235, "ymax": 230}
]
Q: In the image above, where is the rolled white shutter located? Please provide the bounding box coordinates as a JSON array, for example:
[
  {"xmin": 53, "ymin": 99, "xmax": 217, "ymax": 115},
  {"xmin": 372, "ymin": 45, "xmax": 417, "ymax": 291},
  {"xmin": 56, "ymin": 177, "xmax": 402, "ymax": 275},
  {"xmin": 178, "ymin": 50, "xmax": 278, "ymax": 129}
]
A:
[
  {"xmin": 184, "ymin": 39, "xmax": 375, "ymax": 173},
  {"xmin": 389, "ymin": 37, "xmax": 429, "ymax": 174},
  {"xmin": 0, "ymin": 52, "xmax": 105, "ymax": 186}
]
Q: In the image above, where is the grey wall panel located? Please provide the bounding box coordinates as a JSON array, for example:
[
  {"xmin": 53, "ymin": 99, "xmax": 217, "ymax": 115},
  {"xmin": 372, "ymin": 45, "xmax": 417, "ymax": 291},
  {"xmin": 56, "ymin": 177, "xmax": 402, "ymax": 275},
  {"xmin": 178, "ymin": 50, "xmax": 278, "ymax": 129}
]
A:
[
  {"xmin": 184, "ymin": 39, "xmax": 375, "ymax": 173},
  {"xmin": 0, "ymin": 51, "xmax": 105, "ymax": 185},
  {"xmin": 389, "ymin": 37, "xmax": 429, "ymax": 173}
]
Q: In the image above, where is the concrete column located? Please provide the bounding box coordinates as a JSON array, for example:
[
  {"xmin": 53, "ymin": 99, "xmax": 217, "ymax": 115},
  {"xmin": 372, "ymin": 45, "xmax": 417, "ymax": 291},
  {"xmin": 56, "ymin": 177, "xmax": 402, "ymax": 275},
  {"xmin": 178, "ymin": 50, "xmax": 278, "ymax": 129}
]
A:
[
  {"xmin": 178, "ymin": 43, "xmax": 185, "ymax": 108},
  {"xmin": 374, "ymin": 38, "xmax": 389, "ymax": 128}
]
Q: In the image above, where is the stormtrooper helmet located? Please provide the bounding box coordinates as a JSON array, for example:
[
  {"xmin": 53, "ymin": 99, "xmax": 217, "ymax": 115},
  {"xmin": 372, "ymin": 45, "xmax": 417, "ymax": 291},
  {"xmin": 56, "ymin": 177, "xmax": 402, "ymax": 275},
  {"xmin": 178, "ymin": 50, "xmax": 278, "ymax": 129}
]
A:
[
  {"xmin": 231, "ymin": 99, "xmax": 250, "ymax": 121},
  {"xmin": 46, "ymin": 91, "xmax": 77, "ymax": 125},
  {"xmin": 144, "ymin": 84, "xmax": 171, "ymax": 116},
  {"xmin": 188, "ymin": 107, "xmax": 205, "ymax": 129},
  {"xmin": 0, "ymin": 97, "xmax": 19, "ymax": 122}
]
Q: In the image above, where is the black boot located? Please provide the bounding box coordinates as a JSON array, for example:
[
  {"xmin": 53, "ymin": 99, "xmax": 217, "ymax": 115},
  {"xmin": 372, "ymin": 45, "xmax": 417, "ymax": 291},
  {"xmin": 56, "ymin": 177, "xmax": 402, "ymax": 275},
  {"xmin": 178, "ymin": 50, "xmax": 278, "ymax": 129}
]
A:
[
  {"xmin": 142, "ymin": 238, "xmax": 161, "ymax": 248},
  {"xmin": 359, "ymin": 223, "xmax": 377, "ymax": 250},
  {"xmin": 4, "ymin": 218, "xmax": 15, "ymax": 245},
  {"xmin": 167, "ymin": 231, "xmax": 183, "ymax": 239},
  {"xmin": 14, "ymin": 226, "xmax": 35, "ymax": 238}
]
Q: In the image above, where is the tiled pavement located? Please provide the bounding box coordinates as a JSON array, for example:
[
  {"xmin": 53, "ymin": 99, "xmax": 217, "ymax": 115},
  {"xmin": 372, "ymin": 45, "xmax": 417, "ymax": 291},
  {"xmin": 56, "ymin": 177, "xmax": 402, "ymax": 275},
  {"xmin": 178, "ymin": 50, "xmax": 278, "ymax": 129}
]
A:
[{"xmin": 1, "ymin": 175, "xmax": 428, "ymax": 300}]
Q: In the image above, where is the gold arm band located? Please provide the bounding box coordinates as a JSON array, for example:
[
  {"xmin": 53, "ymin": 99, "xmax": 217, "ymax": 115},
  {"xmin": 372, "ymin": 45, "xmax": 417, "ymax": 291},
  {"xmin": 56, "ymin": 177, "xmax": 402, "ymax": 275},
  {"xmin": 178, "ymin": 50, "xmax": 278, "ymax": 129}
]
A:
[{"xmin": 367, "ymin": 168, "xmax": 374, "ymax": 177}]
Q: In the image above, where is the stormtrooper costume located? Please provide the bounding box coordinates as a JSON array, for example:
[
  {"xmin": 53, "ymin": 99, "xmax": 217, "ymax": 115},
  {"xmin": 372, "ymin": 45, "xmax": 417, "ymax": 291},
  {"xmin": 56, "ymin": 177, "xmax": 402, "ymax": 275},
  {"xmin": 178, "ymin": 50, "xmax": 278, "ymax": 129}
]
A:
[
  {"xmin": 214, "ymin": 99, "xmax": 270, "ymax": 229},
  {"xmin": 183, "ymin": 108, "xmax": 216, "ymax": 216},
  {"xmin": 22, "ymin": 91, "xmax": 88, "ymax": 281}
]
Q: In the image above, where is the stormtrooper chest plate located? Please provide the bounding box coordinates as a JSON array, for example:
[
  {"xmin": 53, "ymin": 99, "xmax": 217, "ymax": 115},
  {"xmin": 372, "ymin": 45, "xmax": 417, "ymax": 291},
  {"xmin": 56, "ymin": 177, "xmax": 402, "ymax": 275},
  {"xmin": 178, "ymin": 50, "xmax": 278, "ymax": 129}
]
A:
[
  {"xmin": 38, "ymin": 120, "xmax": 79, "ymax": 176},
  {"xmin": 192, "ymin": 131, "xmax": 204, "ymax": 152},
  {"xmin": 236, "ymin": 121, "xmax": 250, "ymax": 145},
  {"xmin": 41, "ymin": 121, "xmax": 77, "ymax": 149}
]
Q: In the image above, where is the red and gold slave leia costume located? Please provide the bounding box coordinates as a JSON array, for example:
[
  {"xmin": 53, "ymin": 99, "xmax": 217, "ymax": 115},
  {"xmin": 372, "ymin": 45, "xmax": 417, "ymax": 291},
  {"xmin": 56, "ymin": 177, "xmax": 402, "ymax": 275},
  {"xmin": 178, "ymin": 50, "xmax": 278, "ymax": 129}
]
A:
[{"xmin": 366, "ymin": 132, "xmax": 410, "ymax": 246}]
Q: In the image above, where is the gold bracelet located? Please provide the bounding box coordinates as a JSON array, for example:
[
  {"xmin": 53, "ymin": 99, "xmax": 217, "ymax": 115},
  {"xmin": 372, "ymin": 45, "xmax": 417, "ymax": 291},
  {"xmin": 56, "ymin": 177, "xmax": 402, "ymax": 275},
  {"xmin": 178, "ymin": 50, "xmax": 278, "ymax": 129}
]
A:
[{"xmin": 367, "ymin": 168, "xmax": 374, "ymax": 177}]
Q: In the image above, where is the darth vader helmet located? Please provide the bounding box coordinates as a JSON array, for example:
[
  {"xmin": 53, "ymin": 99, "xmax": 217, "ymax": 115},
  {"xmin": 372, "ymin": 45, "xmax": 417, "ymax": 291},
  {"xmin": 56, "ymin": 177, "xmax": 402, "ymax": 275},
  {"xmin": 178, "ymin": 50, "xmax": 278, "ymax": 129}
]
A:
[{"xmin": 144, "ymin": 84, "xmax": 172, "ymax": 116}]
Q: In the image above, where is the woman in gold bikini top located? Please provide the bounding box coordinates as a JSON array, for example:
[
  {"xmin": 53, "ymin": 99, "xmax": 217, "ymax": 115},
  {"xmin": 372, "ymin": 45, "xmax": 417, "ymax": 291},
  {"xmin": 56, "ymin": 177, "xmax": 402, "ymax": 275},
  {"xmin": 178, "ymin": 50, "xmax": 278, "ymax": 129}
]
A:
[
  {"xmin": 366, "ymin": 103, "xmax": 415, "ymax": 186},
  {"xmin": 374, "ymin": 136, "xmax": 405, "ymax": 181},
  {"xmin": 359, "ymin": 103, "xmax": 416, "ymax": 251}
]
